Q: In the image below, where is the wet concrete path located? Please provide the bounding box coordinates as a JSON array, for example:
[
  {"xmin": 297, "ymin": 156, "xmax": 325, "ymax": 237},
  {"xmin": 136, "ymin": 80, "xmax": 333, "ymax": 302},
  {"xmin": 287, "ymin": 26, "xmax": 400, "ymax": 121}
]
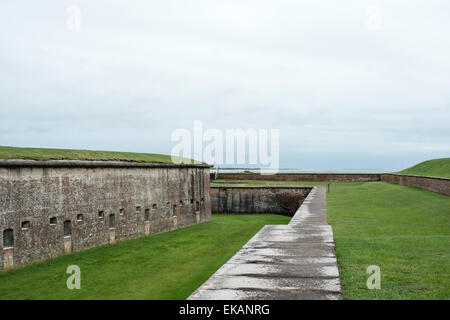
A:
[{"xmin": 188, "ymin": 186, "xmax": 342, "ymax": 300}]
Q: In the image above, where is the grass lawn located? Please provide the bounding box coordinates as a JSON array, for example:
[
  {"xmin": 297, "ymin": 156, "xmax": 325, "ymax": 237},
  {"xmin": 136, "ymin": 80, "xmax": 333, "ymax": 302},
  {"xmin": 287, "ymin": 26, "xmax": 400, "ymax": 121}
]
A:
[
  {"xmin": 398, "ymin": 158, "xmax": 450, "ymax": 178},
  {"xmin": 215, "ymin": 179, "xmax": 450, "ymax": 299},
  {"xmin": 327, "ymin": 182, "xmax": 450, "ymax": 299},
  {"xmin": 0, "ymin": 214, "xmax": 289, "ymax": 300},
  {"xmin": 0, "ymin": 146, "xmax": 198, "ymax": 164},
  {"xmin": 0, "ymin": 179, "xmax": 448, "ymax": 300}
]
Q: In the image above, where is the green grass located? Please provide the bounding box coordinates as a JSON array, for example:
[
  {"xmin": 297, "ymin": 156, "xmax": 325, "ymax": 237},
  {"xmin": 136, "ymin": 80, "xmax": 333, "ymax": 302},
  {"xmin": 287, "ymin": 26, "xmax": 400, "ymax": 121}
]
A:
[
  {"xmin": 0, "ymin": 214, "xmax": 289, "ymax": 300},
  {"xmin": 214, "ymin": 179, "xmax": 450, "ymax": 299},
  {"xmin": 0, "ymin": 146, "xmax": 199, "ymax": 164},
  {"xmin": 398, "ymin": 158, "xmax": 450, "ymax": 178},
  {"xmin": 1, "ymin": 178, "xmax": 448, "ymax": 300},
  {"xmin": 327, "ymin": 182, "xmax": 450, "ymax": 299}
]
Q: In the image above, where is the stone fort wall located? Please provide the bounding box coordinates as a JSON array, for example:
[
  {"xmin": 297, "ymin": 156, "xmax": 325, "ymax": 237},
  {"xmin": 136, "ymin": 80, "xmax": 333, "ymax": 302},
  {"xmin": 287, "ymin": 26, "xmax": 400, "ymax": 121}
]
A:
[
  {"xmin": 381, "ymin": 173, "xmax": 449, "ymax": 196},
  {"xmin": 213, "ymin": 172, "xmax": 449, "ymax": 196},
  {"xmin": 214, "ymin": 173, "xmax": 382, "ymax": 182},
  {"xmin": 0, "ymin": 160, "xmax": 211, "ymax": 271},
  {"xmin": 211, "ymin": 187, "xmax": 312, "ymax": 215}
]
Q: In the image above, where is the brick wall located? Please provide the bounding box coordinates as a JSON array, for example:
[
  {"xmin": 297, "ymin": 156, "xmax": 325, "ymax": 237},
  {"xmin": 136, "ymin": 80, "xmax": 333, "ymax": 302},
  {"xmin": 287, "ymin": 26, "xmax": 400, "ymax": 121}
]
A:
[
  {"xmin": 211, "ymin": 187, "xmax": 312, "ymax": 215},
  {"xmin": 215, "ymin": 173, "xmax": 382, "ymax": 182},
  {"xmin": 0, "ymin": 160, "xmax": 211, "ymax": 271},
  {"xmin": 381, "ymin": 174, "xmax": 450, "ymax": 196}
]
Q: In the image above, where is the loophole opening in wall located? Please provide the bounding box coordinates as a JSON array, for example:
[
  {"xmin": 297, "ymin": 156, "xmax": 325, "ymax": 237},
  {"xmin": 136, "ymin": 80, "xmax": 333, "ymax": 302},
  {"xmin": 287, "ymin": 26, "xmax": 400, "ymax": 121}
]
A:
[
  {"xmin": 109, "ymin": 214, "xmax": 115, "ymax": 229},
  {"xmin": 21, "ymin": 221, "xmax": 30, "ymax": 230},
  {"xmin": 3, "ymin": 229, "xmax": 14, "ymax": 248},
  {"xmin": 196, "ymin": 201, "xmax": 200, "ymax": 212},
  {"xmin": 64, "ymin": 221, "xmax": 72, "ymax": 237},
  {"xmin": 144, "ymin": 208, "xmax": 150, "ymax": 222},
  {"xmin": 173, "ymin": 205, "xmax": 177, "ymax": 217}
]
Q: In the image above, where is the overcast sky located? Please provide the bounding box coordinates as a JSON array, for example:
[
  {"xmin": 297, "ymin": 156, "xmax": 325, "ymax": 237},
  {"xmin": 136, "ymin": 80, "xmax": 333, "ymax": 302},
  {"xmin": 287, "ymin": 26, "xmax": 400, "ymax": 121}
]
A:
[{"xmin": 1, "ymin": 1, "xmax": 449, "ymax": 171}]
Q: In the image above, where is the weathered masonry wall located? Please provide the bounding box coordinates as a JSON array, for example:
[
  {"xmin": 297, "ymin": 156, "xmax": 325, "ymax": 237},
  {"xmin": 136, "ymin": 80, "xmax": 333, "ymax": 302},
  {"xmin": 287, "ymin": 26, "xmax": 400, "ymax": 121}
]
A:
[
  {"xmin": 211, "ymin": 187, "xmax": 312, "ymax": 215},
  {"xmin": 215, "ymin": 173, "xmax": 382, "ymax": 182},
  {"xmin": 214, "ymin": 173, "xmax": 450, "ymax": 196},
  {"xmin": 381, "ymin": 174, "xmax": 450, "ymax": 196},
  {"xmin": 0, "ymin": 160, "xmax": 211, "ymax": 271}
]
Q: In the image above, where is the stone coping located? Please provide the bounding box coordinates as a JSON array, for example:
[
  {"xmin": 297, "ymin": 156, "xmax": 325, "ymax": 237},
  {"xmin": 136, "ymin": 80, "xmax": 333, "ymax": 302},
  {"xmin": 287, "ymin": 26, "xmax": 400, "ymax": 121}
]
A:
[
  {"xmin": 218, "ymin": 172, "xmax": 386, "ymax": 175},
  {"xmin": 384, "ymin": 173, "xmax": 450, "ymax": 181},
  {"xmin": 0, "ymin": 159, "xmax": 212, "ymax": 169},
  {"xmin": 210, "ymin": 186, "xmax": 314, "ymax": 189}
]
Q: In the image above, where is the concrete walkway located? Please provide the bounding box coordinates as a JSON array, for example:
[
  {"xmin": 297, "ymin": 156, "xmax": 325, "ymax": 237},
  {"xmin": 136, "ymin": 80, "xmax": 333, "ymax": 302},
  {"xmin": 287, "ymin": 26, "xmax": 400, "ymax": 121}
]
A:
[{"xmin": 188, "ymin": 187, "xmax": 342, "ymax": 300}]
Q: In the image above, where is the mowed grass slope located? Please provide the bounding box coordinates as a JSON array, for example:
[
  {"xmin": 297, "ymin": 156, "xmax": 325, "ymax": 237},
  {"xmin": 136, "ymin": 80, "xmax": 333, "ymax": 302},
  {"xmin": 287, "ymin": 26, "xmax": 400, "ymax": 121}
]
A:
[
  {"xmin": 0, "ymin": 146, "xmax": 198, "ymax": 164},
  {"xmin": 398, "ymin": 158, "xmax": 450, "ymax": 178},
  {"xmin": 0, "ymin": 214, "xmax": 289, "ymax": 300},
  {"xmin": 327, "ymin": 182, "xmax": 450, "ymax": 299}
]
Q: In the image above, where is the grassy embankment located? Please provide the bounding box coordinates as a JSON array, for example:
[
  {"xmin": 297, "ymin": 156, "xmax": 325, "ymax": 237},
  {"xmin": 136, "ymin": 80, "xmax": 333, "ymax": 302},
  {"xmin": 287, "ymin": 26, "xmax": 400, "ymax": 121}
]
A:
[
  {"xmin": 0, "ymin": 146, "xmax": 199, "ymax": 164},
  {"xmin": 0, "ymin": 214, "xmax": 290, "ymax": 300},
  {"xmin": 397, "ymin": 158, "xmax": 450, "ymax": 178}
]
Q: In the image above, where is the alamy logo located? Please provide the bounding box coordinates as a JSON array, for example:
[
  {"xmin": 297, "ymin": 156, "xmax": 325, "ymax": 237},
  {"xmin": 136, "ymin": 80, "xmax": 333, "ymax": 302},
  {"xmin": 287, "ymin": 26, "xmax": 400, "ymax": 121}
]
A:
[
  {"xmin": 171, "ymin": 121, "xmax": 280, "ymax": 174},
  {"xmin": 66, "ymin": 5, "xmax": 81, "ymax": 30},
  {"xmin": 366, "ymin": 265, "xmax": 381, "ymax": 289},
  {"xmin": 66, "ymin": 265, "xmax": 81, "ymax": 290},
  {"xmin": 366, "ymin": 5, "xmax": 382, "ymax": 30}
]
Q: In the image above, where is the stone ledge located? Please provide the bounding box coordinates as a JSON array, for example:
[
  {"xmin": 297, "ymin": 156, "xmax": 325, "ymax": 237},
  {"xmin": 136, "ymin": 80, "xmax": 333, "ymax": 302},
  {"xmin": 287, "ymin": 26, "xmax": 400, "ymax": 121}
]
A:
[{"xmin": 0, "ymin": 159, "xmax": 212, "ymax": 168}]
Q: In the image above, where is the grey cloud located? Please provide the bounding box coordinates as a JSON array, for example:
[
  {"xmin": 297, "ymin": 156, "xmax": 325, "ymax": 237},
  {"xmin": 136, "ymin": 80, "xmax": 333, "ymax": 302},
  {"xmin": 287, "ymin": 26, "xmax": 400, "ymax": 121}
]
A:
[{"xmin": 0, "ymin": 0, "xmax": 449, "ymax": 170}]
